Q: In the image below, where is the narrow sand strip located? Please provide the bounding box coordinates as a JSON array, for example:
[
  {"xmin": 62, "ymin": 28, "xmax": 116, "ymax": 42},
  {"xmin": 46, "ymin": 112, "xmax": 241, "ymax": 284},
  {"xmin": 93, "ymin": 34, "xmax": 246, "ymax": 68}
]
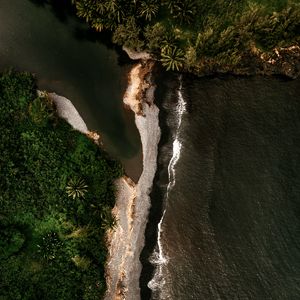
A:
[
  {"xmin": 123, "ymin": 64, "xmax": 143, "ymax": 115},
  {"xmin": 105, "ymin": 62, "xmax": 160, "ymax": 300},
  {"xmin": 123, "ymin": 46, "xmax": 152, "ymax": 61},
  {"xmin": 38, "ymin": 91, "xmax": 100, "ymax": 143},
  {"xmin": 46, "ymin": 92, "xmax": 89, "ymax": 134}
]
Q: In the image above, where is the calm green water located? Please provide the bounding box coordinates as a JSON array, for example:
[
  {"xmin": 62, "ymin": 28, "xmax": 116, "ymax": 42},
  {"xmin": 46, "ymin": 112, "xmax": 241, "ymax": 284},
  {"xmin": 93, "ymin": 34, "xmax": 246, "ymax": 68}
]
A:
[{"xmin": 0, "ymin": 0, "xmax": 142, "ymax": 180}]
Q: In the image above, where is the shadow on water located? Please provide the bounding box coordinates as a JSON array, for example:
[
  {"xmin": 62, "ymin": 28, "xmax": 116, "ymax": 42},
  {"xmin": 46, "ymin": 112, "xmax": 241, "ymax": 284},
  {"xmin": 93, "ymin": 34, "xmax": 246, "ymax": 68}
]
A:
[
  {"xmin": 29, "ymin": 0, "xmax": 74, "ymax": 23},
  {"xmin": 28, "ymin": 0, "xmax": 132, "ymax": 67}
]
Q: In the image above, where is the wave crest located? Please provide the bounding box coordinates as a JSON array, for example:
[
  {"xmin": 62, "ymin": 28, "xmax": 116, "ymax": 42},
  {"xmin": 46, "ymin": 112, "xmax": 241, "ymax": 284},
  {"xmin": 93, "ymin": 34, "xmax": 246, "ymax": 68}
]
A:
[{"xmin": 148, "ymin": 76, "xmax": 186, "ymax": 299}]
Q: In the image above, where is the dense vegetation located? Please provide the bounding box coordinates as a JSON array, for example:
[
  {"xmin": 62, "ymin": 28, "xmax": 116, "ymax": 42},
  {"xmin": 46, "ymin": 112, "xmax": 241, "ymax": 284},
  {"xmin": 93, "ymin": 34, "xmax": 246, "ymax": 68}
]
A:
[
  {"xmin": 69, "ymin": 0, "xmax": 300, "ymax": 74},
  {"xmin": 0, "ymin": 70, "xmax": 123, "ymax": 299}
]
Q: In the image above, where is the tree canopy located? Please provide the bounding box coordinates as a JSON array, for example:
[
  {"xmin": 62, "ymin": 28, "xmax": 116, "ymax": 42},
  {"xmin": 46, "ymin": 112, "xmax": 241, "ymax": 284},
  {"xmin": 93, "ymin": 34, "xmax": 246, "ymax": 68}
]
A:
[
  {"xmin": 0, "ymin": 70, "xmax": 123, "ymax": 299},
  {"xmin": 70, "ymin": 0, "xmax": 300, "ymax": 74}
]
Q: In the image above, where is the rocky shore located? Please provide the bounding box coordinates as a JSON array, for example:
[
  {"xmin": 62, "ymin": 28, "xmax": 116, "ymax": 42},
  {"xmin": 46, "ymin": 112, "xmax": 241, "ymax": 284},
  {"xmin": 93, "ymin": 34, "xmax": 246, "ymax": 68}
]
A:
[
  {"xmin": 255, "ymin": 45, "xmax": 300, "ymax": 79},
  {"xmin": 186, "ymin": 45, "xmax": 300, "ymax": 79}
]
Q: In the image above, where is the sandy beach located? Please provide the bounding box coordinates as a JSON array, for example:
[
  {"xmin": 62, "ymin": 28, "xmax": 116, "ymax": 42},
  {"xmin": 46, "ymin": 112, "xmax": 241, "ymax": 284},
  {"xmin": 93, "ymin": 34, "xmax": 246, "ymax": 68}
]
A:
[
  {"xmin": 38, "ymin": 91, "xmax": 100, "ymax": 144},
  {"xmin": 38, "ymin": 61, "xmax": 160, "ymax": 300},
  {"xmin": 105, "ymin": 61, "xmax": 161, "ymax": 300}
]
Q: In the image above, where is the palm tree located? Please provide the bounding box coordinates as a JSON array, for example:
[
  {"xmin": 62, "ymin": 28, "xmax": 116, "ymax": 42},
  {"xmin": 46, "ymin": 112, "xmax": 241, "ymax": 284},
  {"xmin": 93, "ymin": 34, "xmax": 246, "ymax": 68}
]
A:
[
  {"xmin": 75, "ymin": 1, "xmax": 93, "ymax": 22},
  {"xmin": 162, "ymin": 0, "xmax": 177, "ymax": 14},
  {"xmin": 91, "ymin": 18, "xmax": 106, "ymax": 32},
  {"xmin": 106, "ymin": 0, "xmax": 124, "ymax": 23},
  {"xmin": 163, "ymin": 0, "xmax": 197, "ymax": 24},
  {"xmin": 95, "ymin": 2, "xmax": 106, "ymax": 14},
  {"xmin": 138, "ymin": 1, "xmax": 159, "ymax": 21},
  {"xmin": 37, "ymin": 232, "xmax": 63, "ymax": 260},
  {"xmin": 160, "ymin": 45, "xmax": 185, "ymax": 71},
  {"xmin": 66, "ymin": 177, "xmax": 88, "ymax": 200},
  {"xmin": 172, "ymin": 1, "xmax": 197, "ymax": 25},
  {"xmin": 100, "ymin": 206, "xmax": 117, "ymax": 230}
]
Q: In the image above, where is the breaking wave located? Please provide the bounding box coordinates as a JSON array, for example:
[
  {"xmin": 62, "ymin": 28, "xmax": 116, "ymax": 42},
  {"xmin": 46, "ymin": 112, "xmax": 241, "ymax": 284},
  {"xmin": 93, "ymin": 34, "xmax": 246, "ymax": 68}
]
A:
[{"xmin": 148, "ymin": 76, "xmax": 186, "ymax": 299}]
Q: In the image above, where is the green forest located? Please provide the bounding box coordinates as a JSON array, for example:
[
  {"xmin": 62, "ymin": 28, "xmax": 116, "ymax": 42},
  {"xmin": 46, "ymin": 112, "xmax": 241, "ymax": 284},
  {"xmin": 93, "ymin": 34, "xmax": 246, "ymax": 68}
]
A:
[
  {"xmin": 69, "ymin": 0, "xmax": 300, "ymax": 73},
  {"xmin": 0, "ymin": 70, "xmax": 123, "ymax": 299}
]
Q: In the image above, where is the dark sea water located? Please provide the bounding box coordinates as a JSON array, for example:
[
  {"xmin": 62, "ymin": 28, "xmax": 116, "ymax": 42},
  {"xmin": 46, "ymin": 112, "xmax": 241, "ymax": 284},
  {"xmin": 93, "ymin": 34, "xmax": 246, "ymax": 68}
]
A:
[
  {"xmin": 145, "ymin": 75, "xmax": 300, "ymax": 300},
  {"xmin": 2, "ymin": 2, "xmax": 300, "ymax": 299},
  {"xmin": 0, "ymin": 0, "xmax": 142, "ymax": 180}
]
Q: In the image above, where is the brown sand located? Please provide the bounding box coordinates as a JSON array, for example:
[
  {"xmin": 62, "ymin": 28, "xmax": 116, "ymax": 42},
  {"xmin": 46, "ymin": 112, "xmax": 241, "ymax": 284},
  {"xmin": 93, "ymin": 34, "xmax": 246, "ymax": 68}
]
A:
[{"xmin": 105, "ymin": 61, "xmax": 160, "ymax": 300}]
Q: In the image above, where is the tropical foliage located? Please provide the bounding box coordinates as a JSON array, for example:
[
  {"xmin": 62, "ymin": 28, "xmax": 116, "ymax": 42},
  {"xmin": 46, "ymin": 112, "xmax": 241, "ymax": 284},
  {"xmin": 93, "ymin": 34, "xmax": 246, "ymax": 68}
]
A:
[
  {"xmin": 161, "ymin": 45, "xmax": 185, "ymax": 71},
  {"xmin": 0, "ymin": 70, "xmax": 123, "ymax": 299},
  {"xmin": 69, "ymin": 0, "xmax": 300, "ymax": 74},
  {"xmin": 66, "ymin": 177, "xmax": 88, "ymax": 199}
]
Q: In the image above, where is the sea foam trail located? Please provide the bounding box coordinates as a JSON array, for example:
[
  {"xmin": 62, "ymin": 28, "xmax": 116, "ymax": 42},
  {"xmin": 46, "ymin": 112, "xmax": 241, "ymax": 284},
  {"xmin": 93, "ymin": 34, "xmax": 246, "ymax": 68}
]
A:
[
  {"xmin": 148, "ymin": 76, "xmax": 186, "ymax": 299},
  {"xmin": 105, "ymin": 61, "xmax": 161, "ymax": 300}
]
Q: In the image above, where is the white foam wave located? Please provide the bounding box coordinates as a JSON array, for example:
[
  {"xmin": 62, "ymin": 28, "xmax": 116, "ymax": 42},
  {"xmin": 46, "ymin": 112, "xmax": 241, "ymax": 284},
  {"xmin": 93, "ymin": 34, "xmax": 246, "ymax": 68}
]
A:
[
  {"xmin": 167, "ymin": 138, "xmax": 181, "ymax": 190},
  {"xmin": 148, "ymin": 209, "xmax": 167, "ymax": 292},
  {"xmin": 148, "ymin": 76, "xmax": 186, "ymax": 298}
]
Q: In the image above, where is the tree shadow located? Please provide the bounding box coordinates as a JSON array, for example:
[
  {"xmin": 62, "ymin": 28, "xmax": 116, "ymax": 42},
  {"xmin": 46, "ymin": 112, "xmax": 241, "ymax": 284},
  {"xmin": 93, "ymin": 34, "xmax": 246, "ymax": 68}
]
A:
[
  {"xmin": 28, "ymin": 0, "xmax": 75, "ymax": 24},
  {"xmin": 27, "ymin": 0, "xmax": 130, "ymax": 64}
]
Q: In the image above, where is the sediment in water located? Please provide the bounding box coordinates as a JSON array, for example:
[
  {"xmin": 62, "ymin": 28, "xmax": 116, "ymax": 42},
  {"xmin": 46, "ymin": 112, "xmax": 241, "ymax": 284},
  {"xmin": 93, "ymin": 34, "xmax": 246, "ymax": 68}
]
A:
[{"xmin": 105, "ymin": 60, "xmax": 161, "ymax": 300}]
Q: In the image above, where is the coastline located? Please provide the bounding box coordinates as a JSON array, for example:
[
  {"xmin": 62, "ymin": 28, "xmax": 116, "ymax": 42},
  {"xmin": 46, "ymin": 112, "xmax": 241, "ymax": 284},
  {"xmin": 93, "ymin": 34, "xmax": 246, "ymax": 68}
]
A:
[
  {"xmin": 38, "ymin": 45, "xmax": 300, "ymax": 299},
  {"xmin": 37, "ymin": 44, "xmax": 300, "ymax": 299},
  {"xmin": 38, "ymin": 91, "xmax": 101, "ymax": 144},
  {"xmin": 105, "ymin": 60, "xmax": 161, "ymax": 300},
  {"xmin": 38, "ymin": 60, "xmax": 160, "ymax": 300},
  {"xmin": 183, "ymin": 45, "xmax": 300, "ymax": 79},
  {"xmin": 123, "ymin": 43, "xmax": 300, "ymax": 80},
  {"xmin": 0, "ymin": 70, "xmax": 123, "ymax": 298}
]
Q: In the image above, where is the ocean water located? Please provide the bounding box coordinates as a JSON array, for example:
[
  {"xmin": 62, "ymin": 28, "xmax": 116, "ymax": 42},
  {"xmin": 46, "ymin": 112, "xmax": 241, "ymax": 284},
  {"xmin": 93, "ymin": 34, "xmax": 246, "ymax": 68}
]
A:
[
  {"xmin": 145, "ymin": 75, "xmax": 300, "ymax": 299},
  {"xmin": 2, "ymin": 2, "xmax": 299, "ymax": 298}
]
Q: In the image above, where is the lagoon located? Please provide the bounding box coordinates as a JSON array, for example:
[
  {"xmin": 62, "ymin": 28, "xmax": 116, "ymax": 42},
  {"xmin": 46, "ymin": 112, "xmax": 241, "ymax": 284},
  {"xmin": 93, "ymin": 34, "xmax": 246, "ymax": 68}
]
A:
[{"xmin": 0, "ymin": 0, "xmax": 142, "ymax": 180}]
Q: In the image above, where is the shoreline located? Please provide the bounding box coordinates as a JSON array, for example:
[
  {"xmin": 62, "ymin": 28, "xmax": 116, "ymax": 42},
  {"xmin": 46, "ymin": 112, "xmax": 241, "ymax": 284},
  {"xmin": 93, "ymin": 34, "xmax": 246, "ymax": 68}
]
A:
[
  {"xmin": 39, "ymin": 45, "xmax": 299, "ymax": 299},
  {"xmin": 182, "ymin": 45, "xmax": 300, "ymax": 80},
  {"xmin": 122, "ymin": 44, "xmax": 300, "ymax": 80},
  {"xmin": 105, "ymin": 60, "xmax": 161, "ymax": 300},
  {"xmin": 38, "ymin": 62, "xmax": 160, "ymax": 300},
  {"xmin": 38, "ymin": 91, "xmax": 101, "ymax": 144},
  {"xmin": 40, "ymin": 45, "xmax": 300, "ymax": 299}
]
